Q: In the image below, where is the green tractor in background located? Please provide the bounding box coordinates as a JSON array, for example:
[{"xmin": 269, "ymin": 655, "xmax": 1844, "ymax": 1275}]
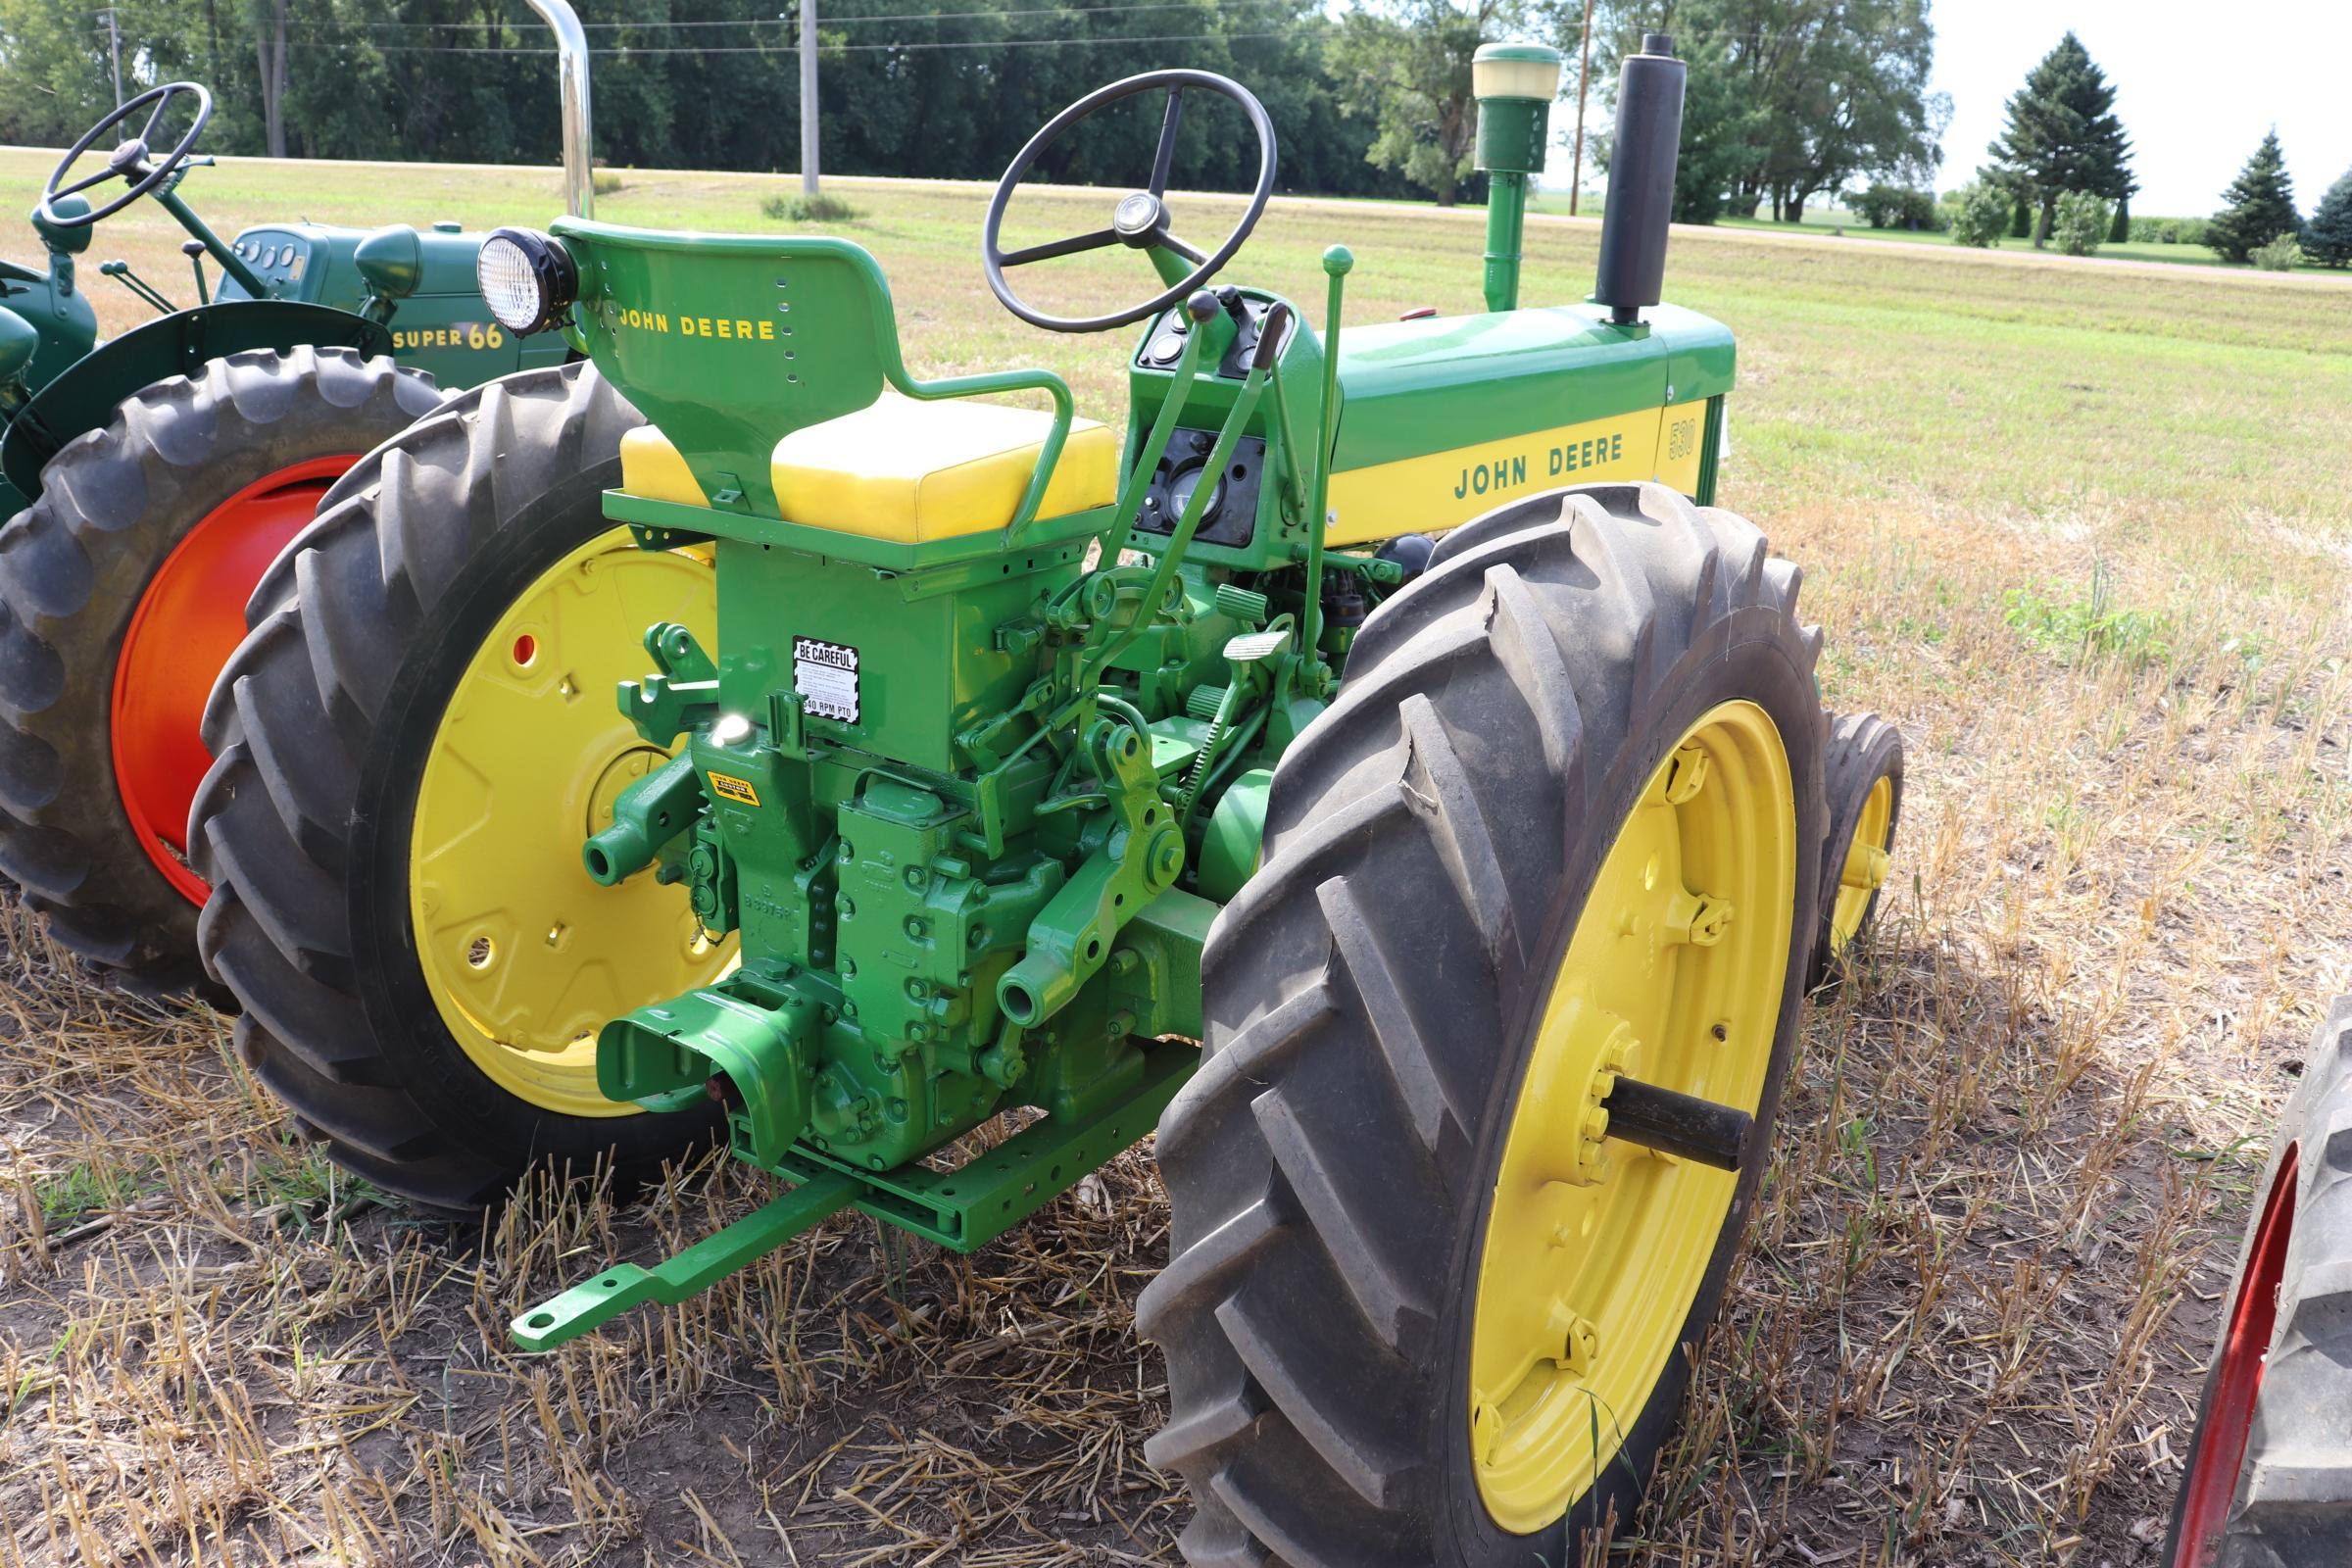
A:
[
  {"xmin": 189, "ymin": 5, "xmax": 1906, "ymax": 1558},
  {"xmin": 0, "ymin": 80, "xmax": 575, "ymax": 993}
]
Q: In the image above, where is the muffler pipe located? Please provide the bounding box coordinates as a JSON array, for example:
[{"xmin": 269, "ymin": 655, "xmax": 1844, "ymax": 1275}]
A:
[
  {"xmin": 522, "ymin": 0, "xmax": 595, "ymax": 218},
  {"xmin": 1592, "ymin": 33, "xmax": 1685, "ymax": 326}
]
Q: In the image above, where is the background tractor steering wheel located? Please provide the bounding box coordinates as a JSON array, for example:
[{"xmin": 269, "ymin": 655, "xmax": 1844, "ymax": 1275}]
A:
[
  {"xmin": 984, "ymin": 69, "xmax": 1277, "ymax": 334},
  {"xmin": 40, "ymin": 81, "xmax": 213, "ymax": 228}
]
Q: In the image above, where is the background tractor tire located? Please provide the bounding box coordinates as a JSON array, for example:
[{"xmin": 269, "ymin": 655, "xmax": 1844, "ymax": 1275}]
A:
[
  {"xmin": 1143, "ymin": 481, "xmax": 1828, "ymax": 1567},
  {"xmin": 0, "ymin": 347, "xmax": 443, "ymax": 994},
  {"xmin": 1809, "ymin": 710, "xmax": 1903, "ymax": 990},
  {"xmin": 2166, "ymin": 995, "xmax": 2352, "ymax": 1567},
  {"xmin": 190, "ymin": 363, "xmax": 725, "ymax": 1214}
]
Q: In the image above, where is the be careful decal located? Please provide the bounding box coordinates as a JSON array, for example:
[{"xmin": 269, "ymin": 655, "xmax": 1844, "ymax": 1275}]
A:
[{"xmin": 793, "ymin": 636, "xmax": 859, "ymax": 724}]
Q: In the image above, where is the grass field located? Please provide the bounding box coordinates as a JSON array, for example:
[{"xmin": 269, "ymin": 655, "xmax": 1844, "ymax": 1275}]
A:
[
  {"xmin": 2, "ymin": 151, "xmax": 2350, "ymax": 1566},
  {"xmin": 1526, "ymin": 191, "xmax": 2352, "ymax": 275}
]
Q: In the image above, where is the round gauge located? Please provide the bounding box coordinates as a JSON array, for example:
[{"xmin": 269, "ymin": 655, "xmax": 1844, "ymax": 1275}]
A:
[
  {"xmin": 1167, "ymin": 463, "xmax": 1224, "ymax": 526},
  {"xmin": 1147, "ymin": 330, "xmax": 1186, "ymax": 366}
]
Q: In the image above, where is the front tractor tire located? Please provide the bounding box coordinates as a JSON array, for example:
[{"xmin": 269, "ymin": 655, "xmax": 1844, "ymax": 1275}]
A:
[
  {"xmin": 1809, "ymin": 710, "xmax": 1903, "ymax": 990},
  {"xmin": 0, "ymin": 347, "xmax": 444, "ymax": 993},
  {"xmin": 1143, "ymin": 483, "xmax": 1827, "ymax": 1566},
  {"xmin": 190, "ymin": 364, "xmax": 729, "ymax": 1213}
]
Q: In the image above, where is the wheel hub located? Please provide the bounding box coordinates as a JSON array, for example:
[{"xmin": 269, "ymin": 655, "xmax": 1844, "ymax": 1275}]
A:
[
  {"xmin": 1827, "ymin": 773, "xmax": 1894, "ymax": 957},
  {"xmin": 410, "ymin": 530, "xmax": 730, "ymax": 1118},
  {"xmin": 1469, "ymin": 700, "xmax": 1795, "ymax": 1532},
  {"xmin": 586, "ymin": 745, "xmax": 673, "ymax": 838}
]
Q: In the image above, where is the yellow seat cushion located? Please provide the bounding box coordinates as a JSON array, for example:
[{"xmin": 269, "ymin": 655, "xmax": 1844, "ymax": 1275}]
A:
[
  {"xmin": 617, "ymin": 395, "xmax": 1117, "ymax": 544},
  {"xmin": 619, "ymin": 425, "xmax": 709, "ymax": 507}
]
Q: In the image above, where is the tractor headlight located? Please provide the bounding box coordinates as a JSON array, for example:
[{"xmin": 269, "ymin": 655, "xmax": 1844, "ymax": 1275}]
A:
[{"xmin": 476, "ymin": 227, "xmax": 577, "ymax": 337}]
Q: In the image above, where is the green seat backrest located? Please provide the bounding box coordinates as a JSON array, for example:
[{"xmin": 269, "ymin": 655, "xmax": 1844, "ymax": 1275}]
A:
[
  {"xmin": 555, "ymin": 220, "xmax": 898, "ymax": 515},
  {"xmin": 555, "ymin": 218, "xmax": 1074, "ymax": 528}
]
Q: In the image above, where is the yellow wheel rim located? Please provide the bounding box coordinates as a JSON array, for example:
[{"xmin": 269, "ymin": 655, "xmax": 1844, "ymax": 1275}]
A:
[
  {"xmin": 411, "ymin": 529, "xmax": 732, "ymax": 1118},
  {"xmin": 1826, "ymin": 774, "xmax": 1894, "ymax": 958},
  {"xmin": 1468, "ymin": 700, "xmax": 1795, "ymax": 1533}
]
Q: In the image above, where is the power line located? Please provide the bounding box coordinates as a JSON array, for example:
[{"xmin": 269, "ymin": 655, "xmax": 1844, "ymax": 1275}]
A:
[
  {"xmin": 283, "ymin": 28, "xmax": 1307, "ymax": 56},
  {"xmin": 276, "ymin": 2, "xmax": 1298, "ymax": 29}
]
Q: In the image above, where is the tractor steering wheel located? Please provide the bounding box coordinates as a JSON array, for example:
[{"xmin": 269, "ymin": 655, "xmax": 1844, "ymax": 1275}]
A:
[
  {"xmin": 40, "ymin": 82, "xmax": 214, "ymax": 228},
  {"xmin": 984, "ymin": 70, "xmax": 1276, "ymax": 334}
]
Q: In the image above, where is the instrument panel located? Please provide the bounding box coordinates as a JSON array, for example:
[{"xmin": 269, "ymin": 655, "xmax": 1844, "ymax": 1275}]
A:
[
  {"xmin": 1137, "ymin": 428, "xmax": 1267, "ymax": 550},
  {"xmin": 1134, "ymin": 288, "xmax": 1292, "ymax": 380}
]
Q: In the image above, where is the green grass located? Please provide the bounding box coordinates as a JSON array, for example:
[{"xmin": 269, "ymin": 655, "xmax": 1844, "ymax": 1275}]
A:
[
  {"xmin": 760, "ymin": 189, "xmax": 861, "ymax": 223},
  {"xmin": 1529, "ymin": 190, "xmax": 2349, "ymax": 274},
  {"xmin": 32, "ymin": 1156, "xmax": 158, "ymax": 1225}
]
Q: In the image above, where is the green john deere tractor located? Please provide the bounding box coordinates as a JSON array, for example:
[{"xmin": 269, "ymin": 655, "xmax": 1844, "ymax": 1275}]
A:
[
  {"xmin": 190, "ymin": 8, "xmax": 1906, "ymax": 1557},
  {"xmin": 0, "ymin": 80, "xmax": 575, "ymax": 993}
]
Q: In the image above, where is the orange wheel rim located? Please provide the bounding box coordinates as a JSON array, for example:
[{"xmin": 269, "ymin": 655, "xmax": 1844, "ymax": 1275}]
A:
[
  {"xmin": 2173, "ymin": 1144, "xmax": 2299, "ymax": 1563},
  {"xmin": 110, "ymin": 454, "xmax": 355, "ymax": 906}
]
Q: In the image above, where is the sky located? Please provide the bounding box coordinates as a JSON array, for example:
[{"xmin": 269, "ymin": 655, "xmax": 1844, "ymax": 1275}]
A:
[{"xmin": 1930, "ymin": 0, "xmax": 2352, "ymax": 217}]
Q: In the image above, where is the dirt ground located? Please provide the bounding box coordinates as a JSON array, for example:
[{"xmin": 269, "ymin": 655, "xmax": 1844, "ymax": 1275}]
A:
[{"xmin": 0, "ymin": 158, "xmax": 2348, "ymax": 1566}]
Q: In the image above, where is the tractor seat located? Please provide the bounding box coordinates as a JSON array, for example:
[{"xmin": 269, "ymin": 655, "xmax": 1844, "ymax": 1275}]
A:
[{"xmin": 618, "ymin": 394, "xmax": 1117, "ymax": 544}]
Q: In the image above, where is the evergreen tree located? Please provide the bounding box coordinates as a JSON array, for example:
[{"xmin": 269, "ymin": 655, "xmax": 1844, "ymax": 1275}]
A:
[
  {"xmin": 1986, "ymin": 31, "xmax": 2134, "ymax": 247},
  {"xmin": 2108, "ymin": 194, "xmax": 2130, "ymax": 243},
  {"xmin": 2008, "ymin": 192, "xmax": 2033, "ymax": 238},
  {"xmin": 2306, "ymin": 169, "xmax": 2352, "ymax": 269},
  {"xmin": 2208, "ymin": 130, "xmax": 2302, "ymax": 263}
]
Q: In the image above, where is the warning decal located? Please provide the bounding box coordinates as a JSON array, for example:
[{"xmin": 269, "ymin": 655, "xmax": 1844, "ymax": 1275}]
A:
[
  {"xmin": 708, "ymin": 771, "xmax": 761, "ymax": 807},
  {"xmin": 793, "ymin": 636, "xmax": 860, "ymax": 723}
]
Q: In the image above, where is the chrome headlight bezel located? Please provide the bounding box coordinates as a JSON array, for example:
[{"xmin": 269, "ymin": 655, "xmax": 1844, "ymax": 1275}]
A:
[{"xmin": 475, "ymin": 227, "xmax": 578, "ymax": 337}]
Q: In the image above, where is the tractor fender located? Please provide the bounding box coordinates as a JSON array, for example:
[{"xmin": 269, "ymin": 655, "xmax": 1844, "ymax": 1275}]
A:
[{"xmin": 0, "ymin": 298, "xmax": 391, "ymax": 506}]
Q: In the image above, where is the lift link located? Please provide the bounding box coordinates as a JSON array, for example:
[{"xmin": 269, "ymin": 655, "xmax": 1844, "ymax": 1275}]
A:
[{"xmin": 510, "ymin": 1171, "xmax": 861, "ymax": 1351}]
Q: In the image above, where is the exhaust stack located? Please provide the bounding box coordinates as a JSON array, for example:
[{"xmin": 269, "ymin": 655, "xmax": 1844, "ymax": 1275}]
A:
[
  {"xmin": 523, "ymin": 0, "xmax": 596, "ymax": 218},
  {"xmin": 1592, "ymin": 33, "xmax": 1686, "ymax": 326}
]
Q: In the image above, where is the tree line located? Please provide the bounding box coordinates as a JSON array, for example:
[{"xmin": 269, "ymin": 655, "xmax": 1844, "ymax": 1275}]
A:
[
  {"xmin": 0, "ymin": 0, "xmax": 1432, "ymax": 200},
  {"xmin": 1829, "ymin": 29, "xmax": 2351, "ymax": 270},
  {"xmin": 1592, "ymin": 0, "xmax": 1945, "ymax": 225},
  {"xmin": 0, "ymin": 0, "xmax": 1957, "ymax": 219},
  {"xmin": 16, "ymin": 2, "xmax": 2336, "ymax": 269}
]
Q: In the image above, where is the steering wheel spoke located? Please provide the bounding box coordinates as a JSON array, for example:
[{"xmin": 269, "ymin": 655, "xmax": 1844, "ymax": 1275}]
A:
[
  {"xmin": 54, "ymin": 165, "xmax": 120, "ymax": 199},
  {"xmin": 1149, "ymin": 89, "xmax": 1187, "ymax": 198},
  {"xmin": 1002, "ymin": 227, "xmax": 1123, "ymax": 269},
  {"xmin": 982, "ymin": 70, "xmax": 1276, "ymax": 334}
]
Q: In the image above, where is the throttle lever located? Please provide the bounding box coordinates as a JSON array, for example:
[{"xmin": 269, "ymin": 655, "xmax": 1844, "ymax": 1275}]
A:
[{"xmin": 1251, "ymin": 303, "xmax": 1293, "ymax": 373}]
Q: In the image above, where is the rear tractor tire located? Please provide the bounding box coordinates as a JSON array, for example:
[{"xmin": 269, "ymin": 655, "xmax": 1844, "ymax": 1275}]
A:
[
  {"xmin": 1143, "ymin": 482, "xmax": 1828, "ymax": 1566},
  {"xmin": 190, "ymin": 363, "xmax": 730, "ymax": 1213},
  {"xmin": 1809, "ymin": 710, "xmax": 1902, "ymax": 990},
  {"xmin": 2166, "ymin": 994, "xmax": 2352, "ymax": 1567},
  {"xmin": 0, "ymin": 347, "xmax": 444, "ymax": 993}
]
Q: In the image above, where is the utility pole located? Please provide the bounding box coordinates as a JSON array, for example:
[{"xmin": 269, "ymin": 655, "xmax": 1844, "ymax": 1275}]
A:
[
  {"xmin": 100, "ymin": 7, "xmax": 123, "ymax": 109},
  {"xmin": 799, "ymin": 0, "xmax": 819, "ymax": 196},
  {"xmin": 1567, "ymin": 0, "xmax": 1594, "ymax": 216}
]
